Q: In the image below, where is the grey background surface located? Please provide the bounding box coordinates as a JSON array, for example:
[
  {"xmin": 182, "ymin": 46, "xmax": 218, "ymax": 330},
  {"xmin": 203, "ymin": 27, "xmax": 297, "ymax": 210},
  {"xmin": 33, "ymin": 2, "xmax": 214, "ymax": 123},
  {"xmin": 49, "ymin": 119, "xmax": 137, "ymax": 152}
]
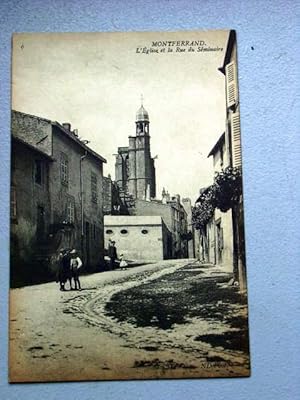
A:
[{"xmin": 0, "ymin": 0, "xmax": 299, "ymax": 399}]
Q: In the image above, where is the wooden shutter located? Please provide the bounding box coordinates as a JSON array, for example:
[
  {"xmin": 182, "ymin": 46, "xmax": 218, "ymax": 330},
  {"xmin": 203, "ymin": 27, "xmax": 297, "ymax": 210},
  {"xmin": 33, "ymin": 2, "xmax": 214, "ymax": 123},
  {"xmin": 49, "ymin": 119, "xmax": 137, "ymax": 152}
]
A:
[
  {"xmin": 226, "ymin": 61, "xmax": 237, "ymax": 108},
  {"xmin": 67, "ymin": 200, "xmax": 75, "ymax": 223},
  {"xmin": 231, "ymin": 112, "xmax": 242, "ymax": 167}
]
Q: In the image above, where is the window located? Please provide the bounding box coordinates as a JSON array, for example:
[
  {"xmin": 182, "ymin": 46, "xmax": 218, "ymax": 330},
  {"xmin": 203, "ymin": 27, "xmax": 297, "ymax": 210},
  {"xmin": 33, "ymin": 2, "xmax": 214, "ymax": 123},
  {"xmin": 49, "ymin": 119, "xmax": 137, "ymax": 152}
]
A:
[
  {"xmin": 66, "ymin": 201, "xmax": 75, "ymax": 223},
  {"xmin": 141, "ymin": 229, "xmax": 149, "ymax": 234},
  {"xmin": 120, "ymin": 229, "xmax": 128, "ymax": 235},
  {"xmin": 106, "ymin": 229, "xmax": 114, "ymax": 235},
  {"xmin": 138, "ymin": 122, "xmax": 143, "ymax": 133},
  {"xmin": 34, "ymin": 160, "xmax": 43, "ymax": 185},
  {"xmin": 60, "ymin": 153, "xmax": 69, "ymax": 185},
  {"xmin": 91, "ymin": 173, "xmax": 97, "ymax": 203},
  {"xmin": 93, "ymin": 224, "xmax": 96, "ymax": 240}
]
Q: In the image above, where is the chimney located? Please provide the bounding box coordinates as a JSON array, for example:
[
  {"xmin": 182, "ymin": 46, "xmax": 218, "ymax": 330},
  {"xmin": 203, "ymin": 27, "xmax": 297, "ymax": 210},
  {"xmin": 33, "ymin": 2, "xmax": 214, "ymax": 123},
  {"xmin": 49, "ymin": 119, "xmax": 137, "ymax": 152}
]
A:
[
  {"xmin": 62, "ymin": 123, "xmax": 71, "ymax": 131},
  {"xmin": 162, "ymin": 187, "xmax": 167, "ymax": 204}
]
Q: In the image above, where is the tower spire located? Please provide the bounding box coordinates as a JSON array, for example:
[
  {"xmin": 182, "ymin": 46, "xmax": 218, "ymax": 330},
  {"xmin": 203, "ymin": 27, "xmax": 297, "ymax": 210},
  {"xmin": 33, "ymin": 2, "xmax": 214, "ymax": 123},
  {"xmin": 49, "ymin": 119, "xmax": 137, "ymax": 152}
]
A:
[{"xmin": 140, "ymin": 93, "xmax": 144, "ymax": 106}]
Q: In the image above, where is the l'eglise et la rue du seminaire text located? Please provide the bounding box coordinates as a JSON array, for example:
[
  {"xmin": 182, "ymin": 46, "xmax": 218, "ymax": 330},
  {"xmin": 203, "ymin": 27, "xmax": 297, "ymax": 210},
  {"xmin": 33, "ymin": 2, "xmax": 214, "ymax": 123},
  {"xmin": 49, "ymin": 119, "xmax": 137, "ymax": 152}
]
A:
[{"xmin": 136, "ymin": 40, "xmax": 224, "ymax": 54}]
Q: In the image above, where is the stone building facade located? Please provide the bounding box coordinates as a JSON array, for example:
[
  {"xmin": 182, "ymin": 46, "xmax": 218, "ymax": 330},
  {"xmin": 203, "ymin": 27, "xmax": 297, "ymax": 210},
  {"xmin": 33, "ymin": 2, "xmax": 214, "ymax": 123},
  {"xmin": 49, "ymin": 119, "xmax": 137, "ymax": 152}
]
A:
[
  {"xmin": 132, "ymin": 196, "xmax": 188, "ymax": 259},
  {"xmin": 208, "ymin": 133, "xmax": 233, "ymax": 271},
  {"xmin": 195, "ymin": 30, "xmax": 246, "ymax": 288},
  {"xmin": 195, "ymin": 134, "xmax": 234, "ymax": 272},
  {"xmin": 11, "ymin": 136, "xmax": 53, "ymax": 284},
  {"xmin": 11, "ymin": 110, "xmax": 106, "ymax": 284},
  {"xmin": 219, "ymin": 29, "xmax": 246, "ymax": 290},
  {"xmin": 104, "ymin": 215, "xmax": 170, "ymax": 261}
]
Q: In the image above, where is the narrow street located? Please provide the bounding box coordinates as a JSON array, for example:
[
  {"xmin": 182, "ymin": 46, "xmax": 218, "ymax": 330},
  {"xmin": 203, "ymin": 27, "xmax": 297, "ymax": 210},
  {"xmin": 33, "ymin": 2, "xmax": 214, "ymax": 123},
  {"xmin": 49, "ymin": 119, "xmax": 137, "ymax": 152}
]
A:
[{"xmin": 9, "ymin": 259, "xmax": 250, "ymax": 382}]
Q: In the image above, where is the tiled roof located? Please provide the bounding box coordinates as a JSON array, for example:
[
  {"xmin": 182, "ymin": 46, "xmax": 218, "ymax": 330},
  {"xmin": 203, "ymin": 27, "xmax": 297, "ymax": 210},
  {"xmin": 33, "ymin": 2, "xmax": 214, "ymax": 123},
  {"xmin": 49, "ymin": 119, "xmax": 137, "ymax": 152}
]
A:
[
  {"xmin": 12, "ymin": 110, "xmax": 106, "ymax": 164},
  {"xmin": 218, "ymin": 30, "xmax": 236, "ymax": 75},
  {"xmin": 53, "ymin": 122, "xmax": 106, "ymax": 163}
]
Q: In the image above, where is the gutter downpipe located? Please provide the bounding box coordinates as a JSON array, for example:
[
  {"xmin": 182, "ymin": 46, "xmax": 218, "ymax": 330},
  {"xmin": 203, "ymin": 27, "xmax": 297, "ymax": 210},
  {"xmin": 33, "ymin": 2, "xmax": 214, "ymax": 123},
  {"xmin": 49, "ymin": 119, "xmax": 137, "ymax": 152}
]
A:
[{"xmin": 80, "ymin": 151, "xmax": 88, "ymax": 257}]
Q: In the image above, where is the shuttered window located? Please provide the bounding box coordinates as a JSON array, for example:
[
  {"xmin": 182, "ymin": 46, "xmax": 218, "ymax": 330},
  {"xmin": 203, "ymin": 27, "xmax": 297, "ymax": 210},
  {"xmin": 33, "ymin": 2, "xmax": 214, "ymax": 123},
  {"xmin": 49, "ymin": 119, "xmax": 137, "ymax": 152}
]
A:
[
  {"xmin": 91, "ymin": 173, "xmax": 98, "ymax": 203},
  {"xmin": 226, "ymin": 61, "xmax": 237, "ymax": 108},
  {"xmin": 231, "ymin": 112, "xmax": 242, "ymax": 167},
  {"xmin": 66, "ymin": 200, "xmax": 75, "ymax": 223}
]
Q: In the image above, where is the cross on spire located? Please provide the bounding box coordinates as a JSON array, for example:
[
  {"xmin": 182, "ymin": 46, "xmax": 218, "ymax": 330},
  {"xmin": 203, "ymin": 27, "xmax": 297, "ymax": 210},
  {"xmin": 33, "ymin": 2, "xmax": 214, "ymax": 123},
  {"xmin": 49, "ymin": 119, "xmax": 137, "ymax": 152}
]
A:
[{"xmin": 140, "ymin": 94, "xmax": 144, "ymax": 106}]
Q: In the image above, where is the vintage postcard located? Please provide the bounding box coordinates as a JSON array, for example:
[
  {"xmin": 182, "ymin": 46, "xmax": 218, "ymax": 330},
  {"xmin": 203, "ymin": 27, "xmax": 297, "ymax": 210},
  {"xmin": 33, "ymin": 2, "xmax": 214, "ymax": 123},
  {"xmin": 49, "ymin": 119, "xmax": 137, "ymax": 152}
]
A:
[{"xmin": 10, "ymin": 30, "xmax": 250, "ymax": 382}]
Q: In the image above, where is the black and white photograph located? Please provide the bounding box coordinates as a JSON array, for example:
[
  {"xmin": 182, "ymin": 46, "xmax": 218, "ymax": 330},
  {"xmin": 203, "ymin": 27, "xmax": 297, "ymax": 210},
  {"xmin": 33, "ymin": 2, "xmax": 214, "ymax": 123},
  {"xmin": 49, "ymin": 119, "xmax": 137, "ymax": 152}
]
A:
[{"xmin": 9, "ymin": 29, "xmax": 250, "ymax": 382}]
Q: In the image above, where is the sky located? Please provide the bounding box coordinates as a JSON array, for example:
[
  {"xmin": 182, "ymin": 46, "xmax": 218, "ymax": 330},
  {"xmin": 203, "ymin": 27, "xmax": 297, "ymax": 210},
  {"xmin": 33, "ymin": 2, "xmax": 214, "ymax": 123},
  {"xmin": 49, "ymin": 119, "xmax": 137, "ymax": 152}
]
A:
[{"xmin": 12, "ymin": 30, "xmax": 229, "ymax": 203}]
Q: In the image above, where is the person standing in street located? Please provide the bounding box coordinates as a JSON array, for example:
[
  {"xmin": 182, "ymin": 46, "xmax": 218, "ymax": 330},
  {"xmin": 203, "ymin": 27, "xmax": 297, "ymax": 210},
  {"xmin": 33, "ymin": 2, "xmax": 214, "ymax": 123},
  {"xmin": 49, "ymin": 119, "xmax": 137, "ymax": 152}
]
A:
[
  {"xmin": 56, "ymin": 249, "xmax": 70, "ymax": 291},
  {"xmin": 108, "ymin": 240, "xmax": 117, "ymax": 270},
  {"xmin": 70, "ymin": 249, "xmax": 83, "ymax": 290},
  {"xmin": 57, "ymin": 249, "xmax": 66, "ymax": 291}
]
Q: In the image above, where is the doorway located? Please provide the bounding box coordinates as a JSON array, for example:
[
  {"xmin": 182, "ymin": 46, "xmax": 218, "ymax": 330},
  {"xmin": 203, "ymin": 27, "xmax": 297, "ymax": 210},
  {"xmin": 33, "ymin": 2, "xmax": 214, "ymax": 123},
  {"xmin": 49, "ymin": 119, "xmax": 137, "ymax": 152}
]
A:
[
  {"xmin": 36, "ymin": 205, "xmax": 45, "ymax": 242},
  {"xmin": 216, "ymin": 220, "xmax": 223, "ymax": 265}
]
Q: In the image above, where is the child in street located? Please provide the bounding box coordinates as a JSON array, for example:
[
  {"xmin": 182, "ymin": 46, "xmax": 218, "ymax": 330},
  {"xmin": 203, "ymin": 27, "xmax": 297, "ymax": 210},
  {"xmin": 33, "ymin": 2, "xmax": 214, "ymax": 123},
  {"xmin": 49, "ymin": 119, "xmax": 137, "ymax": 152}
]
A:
[
  {"xmin": 70, "ymin": 249, "xmax": 83, "ymax": 290},
  {"xmin": 119, "ymin": 254, "xmax": 128, "ymax": 270}
]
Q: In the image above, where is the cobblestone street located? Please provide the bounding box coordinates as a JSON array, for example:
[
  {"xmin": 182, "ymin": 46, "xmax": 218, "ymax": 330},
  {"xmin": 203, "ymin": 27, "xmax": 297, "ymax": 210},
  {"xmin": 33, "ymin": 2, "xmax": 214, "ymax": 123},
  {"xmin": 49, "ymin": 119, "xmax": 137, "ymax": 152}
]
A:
[{"xmin": 9, "ymin": 259, "xmax": 250, "ymax": 382}]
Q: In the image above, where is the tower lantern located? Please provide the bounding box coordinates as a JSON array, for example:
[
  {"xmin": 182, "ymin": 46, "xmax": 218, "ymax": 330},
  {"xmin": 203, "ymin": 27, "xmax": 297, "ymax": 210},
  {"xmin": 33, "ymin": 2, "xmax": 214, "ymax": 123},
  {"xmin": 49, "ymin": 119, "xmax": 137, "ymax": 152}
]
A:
[{"xmin": 136, "ymin": 95, "xmax": 149, "ymax": 135}]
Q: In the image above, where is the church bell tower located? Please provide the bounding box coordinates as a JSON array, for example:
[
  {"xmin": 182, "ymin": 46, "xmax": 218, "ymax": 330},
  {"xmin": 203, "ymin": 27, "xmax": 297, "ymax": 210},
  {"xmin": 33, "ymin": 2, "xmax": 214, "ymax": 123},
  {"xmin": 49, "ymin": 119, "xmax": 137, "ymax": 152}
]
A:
[{"xmin": 126, "ymin": 97, "xmax": 156, "ymax": 200}]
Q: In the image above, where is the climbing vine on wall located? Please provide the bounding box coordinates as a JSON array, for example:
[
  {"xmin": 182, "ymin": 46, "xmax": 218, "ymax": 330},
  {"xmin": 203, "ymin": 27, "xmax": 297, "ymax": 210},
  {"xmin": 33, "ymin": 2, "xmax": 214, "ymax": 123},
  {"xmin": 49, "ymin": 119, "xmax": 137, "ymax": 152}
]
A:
[
  {"xmin": 192, "ymin": 185, "xmax": 216, "ymax": 231},
  {"xmin": 213, "ymin": 166, "xmax": 242, "ymax": 212},
  {"xmin": 192, "ymin": 166, "xmax": 242, "ymax": 230}
]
